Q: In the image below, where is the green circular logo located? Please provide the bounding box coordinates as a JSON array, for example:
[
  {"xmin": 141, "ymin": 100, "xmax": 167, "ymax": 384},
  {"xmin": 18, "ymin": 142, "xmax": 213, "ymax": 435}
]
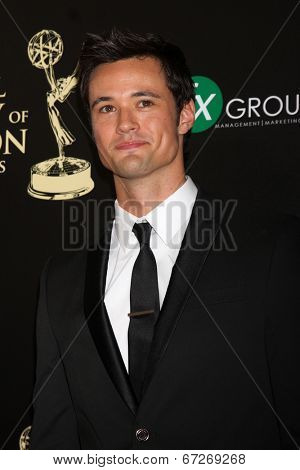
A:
[{"xmin": 191, "ymin": 76, "xmax": 223, "ymax": 133}]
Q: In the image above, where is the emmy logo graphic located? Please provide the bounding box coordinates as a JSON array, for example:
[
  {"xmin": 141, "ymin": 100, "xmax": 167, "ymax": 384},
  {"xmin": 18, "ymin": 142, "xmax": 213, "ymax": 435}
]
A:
[
  {"xmin": 27, "ymin": 30, "xmax": 94, "ymax": 200},
  {"xmin": 19, "ymin": 425, "xmax": 31, "ymax": 450}
]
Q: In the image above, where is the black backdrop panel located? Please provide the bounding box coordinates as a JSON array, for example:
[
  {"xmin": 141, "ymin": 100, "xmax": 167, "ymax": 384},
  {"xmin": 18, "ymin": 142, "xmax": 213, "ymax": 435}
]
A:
[{"xmin": 0, "ymin": 0, "xmax": 299, "ymax": 449}]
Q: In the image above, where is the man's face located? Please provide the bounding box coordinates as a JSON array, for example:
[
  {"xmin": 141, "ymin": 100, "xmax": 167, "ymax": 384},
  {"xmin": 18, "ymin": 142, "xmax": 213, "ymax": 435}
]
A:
[{"xmin": 88, "ymin": 56, "xmax": 192, "ymax": 179}]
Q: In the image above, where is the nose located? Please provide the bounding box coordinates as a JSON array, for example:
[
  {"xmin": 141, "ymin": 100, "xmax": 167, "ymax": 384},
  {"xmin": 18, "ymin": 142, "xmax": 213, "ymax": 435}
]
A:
[{"xmin": 116, "ymin": 107, "xmax": 139, "ymax": 134}]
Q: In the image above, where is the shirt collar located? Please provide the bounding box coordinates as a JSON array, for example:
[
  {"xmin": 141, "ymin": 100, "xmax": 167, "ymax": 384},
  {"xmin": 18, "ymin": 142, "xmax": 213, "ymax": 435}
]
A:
[{"xmin": 114, "ymin": 175, "xmax": 198, "ymax": 252}]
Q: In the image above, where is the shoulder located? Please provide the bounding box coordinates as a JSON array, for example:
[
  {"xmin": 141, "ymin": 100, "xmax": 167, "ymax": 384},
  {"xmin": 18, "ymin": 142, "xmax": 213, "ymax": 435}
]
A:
[
  {"xmin": 47, "ymin": 249, "xmax": 88, "ymax": 275},
  {"xmin": 41, "ymin": 249, "xmax": 89, "ymax": 296},
  {"xmin": 227, "ymin": 203, "xmax": 300, "ymax": 287},
  {"xmin": 196, "ymin": 185, "xmax": 299, "ymax": 276},
  {"xmin": 197, "ymin": 186, "xmax": 300, "ymax": 249},
  {"xmin": 265, "ymin": 214, "xmax": 300, "ymax": 284}
]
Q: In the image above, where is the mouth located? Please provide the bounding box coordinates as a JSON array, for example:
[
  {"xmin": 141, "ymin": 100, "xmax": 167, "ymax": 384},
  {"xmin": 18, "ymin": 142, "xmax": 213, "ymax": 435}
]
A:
[{"xmin": 115, "ymin": 141, "xmax": 147, "ymax": 150}]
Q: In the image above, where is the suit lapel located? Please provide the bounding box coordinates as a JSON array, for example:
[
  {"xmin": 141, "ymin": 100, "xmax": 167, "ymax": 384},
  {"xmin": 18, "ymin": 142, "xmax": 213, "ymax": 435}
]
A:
[
  {"xmin": 141, "ymin": 185, "xmax": 222, "ymax": 397},
  {"xmin": 84, "ymin": 210, "xmax": 138, "ymax": 416}
]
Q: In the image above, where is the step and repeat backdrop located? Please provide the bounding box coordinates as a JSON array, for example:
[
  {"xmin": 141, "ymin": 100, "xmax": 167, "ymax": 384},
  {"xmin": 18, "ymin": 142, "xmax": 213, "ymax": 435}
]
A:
[{"xmin": 0, "ymin": 0, "xmax": 299, "ymax": 449}]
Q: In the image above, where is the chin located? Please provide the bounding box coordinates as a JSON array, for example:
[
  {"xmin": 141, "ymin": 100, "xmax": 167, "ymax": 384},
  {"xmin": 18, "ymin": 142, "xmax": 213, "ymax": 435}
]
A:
[{"xmin": 115, "ymin": 154, "xmax": 151, "ymax": 175}]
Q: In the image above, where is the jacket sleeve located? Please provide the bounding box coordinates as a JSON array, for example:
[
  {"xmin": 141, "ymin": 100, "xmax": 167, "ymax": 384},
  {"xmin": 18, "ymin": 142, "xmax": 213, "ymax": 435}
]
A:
[
  {"xmin": 264, "ymin": 217, "xmax": 300, "ymax": 449},
  {"xmin": 29, "ymin": 257, "xmax": 81, "ymax": 449}
]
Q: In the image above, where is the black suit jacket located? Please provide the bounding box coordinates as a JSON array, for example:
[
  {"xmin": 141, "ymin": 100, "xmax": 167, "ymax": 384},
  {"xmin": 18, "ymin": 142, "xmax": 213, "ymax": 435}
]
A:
[{"xmin": 29, "ymin": 184, "xmax": 300, "ymax": 449}]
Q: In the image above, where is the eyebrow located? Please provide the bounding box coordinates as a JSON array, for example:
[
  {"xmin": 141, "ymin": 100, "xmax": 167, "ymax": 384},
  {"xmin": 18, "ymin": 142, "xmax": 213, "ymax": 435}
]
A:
[{"xmin": 91, "ymin": 90, "xmax": 162, "ymax": 109}]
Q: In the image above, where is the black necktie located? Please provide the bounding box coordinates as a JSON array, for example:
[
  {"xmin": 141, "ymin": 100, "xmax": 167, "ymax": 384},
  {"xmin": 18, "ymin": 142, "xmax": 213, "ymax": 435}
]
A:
[{"xmin": 128, "ymin": 221, "xmax": 160, "ymax": 402}]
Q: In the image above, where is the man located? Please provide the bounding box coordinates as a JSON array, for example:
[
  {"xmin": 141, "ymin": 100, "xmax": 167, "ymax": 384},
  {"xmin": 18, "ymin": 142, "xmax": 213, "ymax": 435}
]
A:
[{"xmin": 29, "ymin": 27, "xmax": 300, "ymax": 449}]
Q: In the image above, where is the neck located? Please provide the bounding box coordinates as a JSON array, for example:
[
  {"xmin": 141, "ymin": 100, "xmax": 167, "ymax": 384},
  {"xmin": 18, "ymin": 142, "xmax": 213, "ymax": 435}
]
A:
[{"xmin": 114, "ymin": 167, "xmax": 186, "ymax": 218}]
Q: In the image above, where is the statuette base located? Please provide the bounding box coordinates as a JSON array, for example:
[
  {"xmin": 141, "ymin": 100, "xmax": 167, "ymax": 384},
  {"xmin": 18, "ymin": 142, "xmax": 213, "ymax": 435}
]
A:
[{"xmin": 27, "ymin": 157, "xmax": 94, "ymax": 200}]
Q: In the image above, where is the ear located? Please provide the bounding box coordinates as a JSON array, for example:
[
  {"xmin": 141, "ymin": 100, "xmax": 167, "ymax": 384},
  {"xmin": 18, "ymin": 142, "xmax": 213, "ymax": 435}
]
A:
[{"xmin": 178, "ymin": 99, "xmax": 195, "ymax": 135}]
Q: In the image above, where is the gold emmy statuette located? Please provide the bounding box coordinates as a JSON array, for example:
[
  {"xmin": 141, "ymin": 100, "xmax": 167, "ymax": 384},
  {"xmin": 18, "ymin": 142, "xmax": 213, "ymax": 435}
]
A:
[
  {"xmin": 27, "ymin": 29, "xmax": 94, "ymax": 200},
  {"xmin": 19, "ymin": 425, "xmax": 31, "ymax": 450}
]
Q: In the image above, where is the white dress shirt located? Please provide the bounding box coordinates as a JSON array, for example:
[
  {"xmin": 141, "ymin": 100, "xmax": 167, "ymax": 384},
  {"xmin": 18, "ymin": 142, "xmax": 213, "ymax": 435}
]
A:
[{"xmin": 104, "ymin": 175, "xmax": 198, "ymax": 372}]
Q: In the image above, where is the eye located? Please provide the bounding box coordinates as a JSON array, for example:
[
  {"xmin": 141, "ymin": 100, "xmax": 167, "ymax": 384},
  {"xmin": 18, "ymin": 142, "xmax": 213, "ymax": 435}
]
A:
[
  {"xmin": 99, "ymin": 105, "xmax": 115, "ymax": 113},
  {"xmin": 138, "ymin": 100, "xmax": 154, "ymax": 108}
]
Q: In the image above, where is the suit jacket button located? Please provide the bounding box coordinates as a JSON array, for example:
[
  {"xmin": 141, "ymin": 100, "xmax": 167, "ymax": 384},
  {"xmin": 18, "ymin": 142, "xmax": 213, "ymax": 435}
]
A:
[{"xmin": 136, "ymin": 428, "xmax": 150, "ymax": 441}]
